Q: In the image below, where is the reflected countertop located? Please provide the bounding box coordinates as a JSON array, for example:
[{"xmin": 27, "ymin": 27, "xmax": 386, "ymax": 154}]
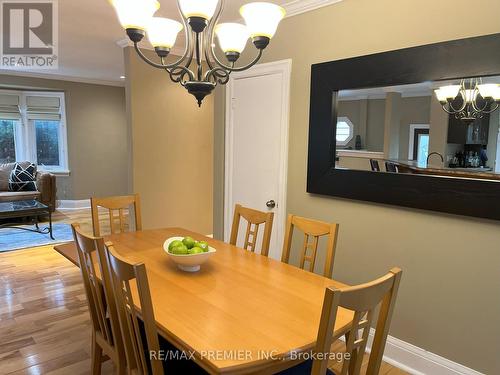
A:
[{"xmin": 389, "ymin": 159, "xmax": 500, "ymax": 180}]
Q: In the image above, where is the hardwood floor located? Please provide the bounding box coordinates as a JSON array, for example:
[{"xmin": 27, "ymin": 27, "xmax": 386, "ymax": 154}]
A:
[
  {"xmin": 0, "ymin": 208, "xmax": 408, "ymax": 375},
  {"xmin": 0, "ymin": 245, "xmax": 115, "ymax": 375}
]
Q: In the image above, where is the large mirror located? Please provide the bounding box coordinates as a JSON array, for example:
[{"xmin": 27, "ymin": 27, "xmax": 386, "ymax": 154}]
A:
[
  {"xmin": 335, "ymin": 76, "xmax": 500, "ymax": 180},
  {"xmin": 307, "ymin": 33, "xmax": 500, "ymax": 220}
]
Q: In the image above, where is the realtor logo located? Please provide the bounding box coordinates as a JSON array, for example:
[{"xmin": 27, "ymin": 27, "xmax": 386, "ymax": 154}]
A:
[{"xmin": 1, "ymin": 0, "xmax": 58, "ymax": 69}]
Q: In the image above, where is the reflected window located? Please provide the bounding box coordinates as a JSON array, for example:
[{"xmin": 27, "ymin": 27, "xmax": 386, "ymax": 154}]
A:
[
  {"xmin": 417, "ymin": 134, "xmax": 429, "ymax": 165},
  {"xmin": 35, "ymin": 120, "xmax": 60, "ymax": 166},
  {"xmin": 336, "ymin": 116, "xmax": 354, "ymax": 146}
]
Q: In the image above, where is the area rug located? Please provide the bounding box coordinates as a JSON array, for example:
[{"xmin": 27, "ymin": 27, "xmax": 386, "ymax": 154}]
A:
[{"xmin": 0, "ymin": 223, "xmax": 73, "ymax": 252}]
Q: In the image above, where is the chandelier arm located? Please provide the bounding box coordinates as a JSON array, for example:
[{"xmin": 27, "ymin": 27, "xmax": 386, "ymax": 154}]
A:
[
  {"xmin": 480, "ymin": 101, "xmax": 499, "ymax": 114},
  {"xmin": 205, "ymin": 67, "xmax": 231, "ymax": 85},
  {"xmin": 471, "ymin": 100, "xmax": 485, "ymax": 113},
  {"xmin": 440, "ymin": 104, "xmax": 458, "ymax": 115},
  {"xmin": 446, "ymin": 94, "xmax": 467, "ymax": 113},
  {"xmin": 160, "ymin": 56, "xmax": 195, "ymax": 83},
  {"xmin": 168, "ymin": 66, "xmax": 194, "ymax": 85},
  {"xmin": 159, "ymin": 0, "xmax": 193, "ymax": 69},
  {"xmin": 210, "ymin": 47, "xmax": 264, "ymax": 72},
  {"xmin": 470, "ymin": 88, "xmax": 484, "ymax": 113},
  {"xmin": 133, "ymin": 43, "xmax": 169, "ymax": 69},
  {"xmin": 203, "ymin": 0, "xmax": 224, "ymax": 71}
]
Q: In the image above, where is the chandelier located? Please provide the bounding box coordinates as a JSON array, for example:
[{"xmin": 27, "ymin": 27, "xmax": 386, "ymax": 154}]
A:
[
  {"xmin": 110, "ymin": 0, "xmax": 285, "ymax": 106},
  {"xmin": 434, "ymin": 78, "xmax": 500, "ymax": 123}
]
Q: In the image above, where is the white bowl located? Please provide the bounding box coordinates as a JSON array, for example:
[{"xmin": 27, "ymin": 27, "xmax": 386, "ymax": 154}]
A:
[{"xmin": 163, "ymin": 236, "xmax": 216, "ymax": 272}]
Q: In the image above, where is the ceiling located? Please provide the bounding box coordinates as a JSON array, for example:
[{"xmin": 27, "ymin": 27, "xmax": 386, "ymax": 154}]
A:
[{"xmin": 0, "ymin": 0, "xmax": 303, "ymax": 86}]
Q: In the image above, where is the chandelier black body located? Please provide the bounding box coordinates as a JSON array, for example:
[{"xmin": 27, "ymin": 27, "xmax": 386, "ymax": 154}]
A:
[{"xmin": 112, "ymin": 0, "xmax": 285, "ymax": 106}]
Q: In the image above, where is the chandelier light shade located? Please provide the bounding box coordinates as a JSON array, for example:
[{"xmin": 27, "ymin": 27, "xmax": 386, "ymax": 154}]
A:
[
  {"xmin": 434, "ymin": 78, "xmax": 500, "ymax": 123},
  {"xmin": 240, "ymin": 2, "xmax": 286, "ymax": 39},
  {"xmin": 110, "ymin": 0, "xmax": 160, "ymax": 29},
  {"xmin": 434, "ymin": 85, "xmax": 460, "ymax": 102},
  {"xmin": 147, "ymin": 17, "xmax": 183, "ymax": 48},
  {"xmin": 215, "ymin": 23, "xmax": 250, "ymax": 53},
  {"xmin": 477, "ymin": 83, "xmax": 500, "ymax": 100},
  {"xmin": 110, "ymin": 0, "xmax": 286, "ymax": 106}
]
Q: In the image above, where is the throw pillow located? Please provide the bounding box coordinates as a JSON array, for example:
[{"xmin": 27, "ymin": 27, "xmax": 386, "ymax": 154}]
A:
[{"xmin": 8, "ymin": 162, "xmax": 37, "ymax": 191}]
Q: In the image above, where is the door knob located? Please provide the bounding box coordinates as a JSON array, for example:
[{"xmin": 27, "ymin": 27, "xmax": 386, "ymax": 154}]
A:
[{"xmin": 266, "ymin": 200, "xmax": 276, "ymax": 209}]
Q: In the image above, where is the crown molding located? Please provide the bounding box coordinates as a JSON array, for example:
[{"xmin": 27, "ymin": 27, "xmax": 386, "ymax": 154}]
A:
[
  {"xmin": 283, "ymin": 0, "xmax": 343, "ymax": 18},
  {"xmin": 0, "ymin": 69, "xmax": 124, "ymax": 87}
]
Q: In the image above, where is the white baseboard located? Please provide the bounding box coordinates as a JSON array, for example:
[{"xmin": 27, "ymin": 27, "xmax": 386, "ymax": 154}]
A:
[
  {"xmin": 56, "ymin": 199, "xmax": 90, "ymax": 210},
  {"xmin": 341, "ymin": 329, "xmax": 483, "ymax": 375}
]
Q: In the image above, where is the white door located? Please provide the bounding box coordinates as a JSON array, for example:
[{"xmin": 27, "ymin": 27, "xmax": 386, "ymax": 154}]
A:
[{"xmin": 224, "ymin": 60, "xmax": 291, "ymax": 260}]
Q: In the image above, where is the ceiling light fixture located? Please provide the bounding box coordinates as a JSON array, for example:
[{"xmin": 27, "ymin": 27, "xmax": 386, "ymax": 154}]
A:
[
  {"xmin": 110, "ymin": 0, "xmax": 285, "ymax": 106},
  {"xmin": 435, "ymin": 78, "xmax": 500, "ymax": 123}
]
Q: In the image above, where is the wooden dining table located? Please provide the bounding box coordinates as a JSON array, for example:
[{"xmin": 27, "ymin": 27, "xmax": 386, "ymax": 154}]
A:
[{"xmin": 54, "ymin": 227, "xmax": 354, "ymax": 374}]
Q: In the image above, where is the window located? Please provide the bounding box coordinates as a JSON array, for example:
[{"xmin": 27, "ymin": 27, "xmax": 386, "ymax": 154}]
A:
[
  {"xmin": 0, "ymin": 120, "xmax": 17, "ymax": 163},
  {"xmin": 416, "ymin": 134, "xmax": 429, "ymax": 165},
  {"xmin": 0, "ymin": 91, "xmax": 68, "ymax": 173},
  {"xmin": 336, "ymin": 116, "xmax": 354, "ymax": 146}
]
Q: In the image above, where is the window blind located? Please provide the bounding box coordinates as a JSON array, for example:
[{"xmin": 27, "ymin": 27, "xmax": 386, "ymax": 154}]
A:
[
  {"xmin": 26, "ymin": 95, "xmax": 61, "ymax": 120},
  {"xmin": 0, "ymin": 94, "xmax": 21, "ymax": 120}
]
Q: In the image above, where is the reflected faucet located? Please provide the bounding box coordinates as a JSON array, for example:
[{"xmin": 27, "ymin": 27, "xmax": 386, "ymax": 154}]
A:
[{"xmin": 427, "ymin": 152, "xmax": 444, "ymax": 165}]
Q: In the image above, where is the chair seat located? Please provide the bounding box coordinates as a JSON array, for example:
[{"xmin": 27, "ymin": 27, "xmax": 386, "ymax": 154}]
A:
[{"xmin": 276, "ymin": 359, "xmax": 336, "ymax": 375}]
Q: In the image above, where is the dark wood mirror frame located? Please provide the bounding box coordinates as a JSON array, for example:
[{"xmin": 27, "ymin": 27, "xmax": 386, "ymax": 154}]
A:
[{"xmin": 307, "ymin": 33, "xmax": 500, "ymax": 220}]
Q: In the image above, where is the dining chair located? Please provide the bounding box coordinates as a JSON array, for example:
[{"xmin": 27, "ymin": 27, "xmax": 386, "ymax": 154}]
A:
[
  {"xmin": 279, "ymin": 268, "xmax": 402, "ymax": 375},
  {"xmin": 91, "ymin": 193, "xmax": 142, "ymax": 237},
  {"xmin": 230, "ymin": 203, "xmax": 274, "ymax": 256},
  {"xmin": 71, "ymin": 223, "xmax": 125, "ymax": 375},
  {"xmin": 281, "ymin": 214, "xmax": 339, "ymax": 278},
  {"xmin": 369, "ymin": 159, "xmax": 380, "ymax": 172},
  {"xmin": 104, "ymin": 242, "xmax": 163, "ymax": 375},
  {"xmin": 384, "ymin": 161, "xmax": 399, "ymax": 173},
  {"xmin": 313, "ymin": 268, "xmax": 402, "ymax": 375}
]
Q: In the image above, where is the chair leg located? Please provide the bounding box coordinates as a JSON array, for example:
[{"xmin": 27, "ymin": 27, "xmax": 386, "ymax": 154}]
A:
[
  {"xmin": 116, "ymin": 360, "xmax": 126, "ymax": 375},
  {"xmin": 91, "ymin": 335, "xmax": 103, "ymax": 375}
]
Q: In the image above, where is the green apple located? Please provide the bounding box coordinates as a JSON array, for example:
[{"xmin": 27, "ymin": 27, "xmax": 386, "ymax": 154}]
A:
[
  {"xmin": 182, "ymin": 236, "xmax": 196, "ymax": 249},
  {"xmin": 168, "ymin": 240, "xmax": 183, "ymax": 251},
  {"xmin": 188, "ymin": 246, "xmax": 204, "ymax": 255},
  {"xmin": 170, "ymin": 244, "xmax": 189, "ymax": 255},
  {"xmin": 194, "ymin": 241, "xmax": 209, "ymax": 252}
]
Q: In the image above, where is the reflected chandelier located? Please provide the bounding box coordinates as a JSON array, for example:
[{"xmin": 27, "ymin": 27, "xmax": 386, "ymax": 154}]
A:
[
  {"xmin": 434, "ymin": 78, "xmax": 500, "ymax": 123},
  {"xmin": 110, "ymin": 0, "xmax": 285, "ymax": 106}
]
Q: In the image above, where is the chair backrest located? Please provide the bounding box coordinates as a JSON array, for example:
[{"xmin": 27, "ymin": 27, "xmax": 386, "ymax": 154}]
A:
[
  {"xmin": 71, "ymin": 223, "xmax": 124, "ymax": 362},
  {"xmin": 369, "ymin": 159, "xmax": 380, "ymax": 172},
  {"xmin": 104, "ymin": 242, "xmax": 163, "ymax": 375},
  {"xmin": 312, "ymin": 268, "xmax": 403, "ymax": 375},
  {"xmin": 91, "ymin": 194, "xmax": 142, "ymax": 237},
  {"xmin": 229, "ymin": 204, "xmax": 274, "ymax": 257},
  {"xmin": 385, "ymin": 161, "xmax": 399, "ymax": 173},
  {"xmin": 281, "ymin": 214, "xmax": 339, "ymax": 278}
]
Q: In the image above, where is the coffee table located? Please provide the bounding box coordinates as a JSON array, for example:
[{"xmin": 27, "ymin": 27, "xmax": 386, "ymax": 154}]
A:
[{"xmin": 0, "ymin": 200, "xmax": 53, "ymax": 240}]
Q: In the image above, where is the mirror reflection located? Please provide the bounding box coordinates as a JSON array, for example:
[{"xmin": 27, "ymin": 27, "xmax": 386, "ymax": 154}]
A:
[{"xmin": 335, "ymin": 76, "xmax": 500, "ymax": 180}]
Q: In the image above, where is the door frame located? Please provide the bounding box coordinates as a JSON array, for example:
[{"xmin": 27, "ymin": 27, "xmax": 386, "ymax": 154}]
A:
[
  {"xmin": 408, "ymin": 124, "xmax": 430, "ymax": 160},
  {"xmin": 224, "ymin": 59, "xmax": 292, "ymax": 260}
]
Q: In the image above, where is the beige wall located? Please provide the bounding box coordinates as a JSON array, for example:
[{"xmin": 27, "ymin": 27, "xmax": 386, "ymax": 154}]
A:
[
  {"xmin": 214, "ymin": 0, "xmax": 500, "ymax": 372},
  {"xmin": 399, "ymin": 96, "xmax": 431, "ymax": 158},
  {"xmin": 125, "ymin": 47, "xmax": 213, "ymax": 234},
  {"xmin": 0, "ymin": 74, "xmax": 128, "ymax": 200}
]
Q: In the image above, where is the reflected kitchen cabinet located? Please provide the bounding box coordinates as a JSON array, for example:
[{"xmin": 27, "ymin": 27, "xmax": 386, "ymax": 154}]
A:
[{"xmin": 448, "ymin": 113, "xmax": 490, "ymax": 145}]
